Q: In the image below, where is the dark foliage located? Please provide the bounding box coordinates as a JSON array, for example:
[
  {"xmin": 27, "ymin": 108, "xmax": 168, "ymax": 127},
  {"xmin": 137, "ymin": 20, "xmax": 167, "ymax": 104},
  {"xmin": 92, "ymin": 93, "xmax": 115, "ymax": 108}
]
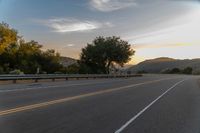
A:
[
  {"xmin": 79, "ymin": 36, "xmax": 135, "ymax": 74},
  {"xmin": 0, "ymin": 23, "xmax": 63, "ymax": 74}
]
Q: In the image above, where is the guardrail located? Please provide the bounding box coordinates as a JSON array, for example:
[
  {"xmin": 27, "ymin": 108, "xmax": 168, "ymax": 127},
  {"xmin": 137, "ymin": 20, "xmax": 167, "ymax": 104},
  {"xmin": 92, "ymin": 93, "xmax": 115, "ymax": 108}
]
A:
[{"xmin": 0, "ymin": 74, "xmax": 142, "ymax": 84}]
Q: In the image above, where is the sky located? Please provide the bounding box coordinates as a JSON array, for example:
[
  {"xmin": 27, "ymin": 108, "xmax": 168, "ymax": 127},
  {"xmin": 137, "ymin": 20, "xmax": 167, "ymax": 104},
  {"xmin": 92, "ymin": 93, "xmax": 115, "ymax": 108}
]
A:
[{"xmin": 0, "ymin": 0, "xmax": 200, "ymax": 64}]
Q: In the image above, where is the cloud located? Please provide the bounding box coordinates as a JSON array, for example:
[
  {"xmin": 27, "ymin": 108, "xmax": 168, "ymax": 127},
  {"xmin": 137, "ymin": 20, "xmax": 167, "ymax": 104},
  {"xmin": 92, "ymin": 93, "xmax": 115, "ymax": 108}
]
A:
[
  {"xmin": 125, "ymin": 4, "xmax": 200, "ymax": 46},
  {"xmin": 36, "ymin": 18, "xmax": 113, "ymax": 33},
  {"xmin": 89, "ymin": 0, "xmax": 137, "ymax": 12},
  {"xmin": 64, "ymin": 44, "xmax": 75, "ymax": 47}
]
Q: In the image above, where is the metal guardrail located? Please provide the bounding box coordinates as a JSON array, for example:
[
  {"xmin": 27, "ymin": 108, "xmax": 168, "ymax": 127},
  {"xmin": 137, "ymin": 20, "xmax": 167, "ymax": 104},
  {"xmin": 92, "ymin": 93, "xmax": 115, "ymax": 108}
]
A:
[{"xmin": 0, "ymin": 74, "xmax": 142, "ymax": 83}]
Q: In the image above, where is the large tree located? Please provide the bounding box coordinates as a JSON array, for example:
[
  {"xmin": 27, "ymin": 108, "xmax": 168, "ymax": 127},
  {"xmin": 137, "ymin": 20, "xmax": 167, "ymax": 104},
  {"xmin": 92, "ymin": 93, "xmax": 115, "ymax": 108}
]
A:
[
  {"xmin": 0, "ymin": 22, "xmax": 63, "ymax": 74},
  {"xmin": 0, "ymin": 22, "xmax": 18, "ymax": 54},
  {"xmin": 80, "ymin": 36, "xmax": 135, "ymax": 74}
]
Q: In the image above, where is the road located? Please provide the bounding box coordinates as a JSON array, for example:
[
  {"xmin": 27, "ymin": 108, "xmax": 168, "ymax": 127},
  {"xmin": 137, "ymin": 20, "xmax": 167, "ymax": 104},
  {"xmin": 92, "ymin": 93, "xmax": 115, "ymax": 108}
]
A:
[{"xmin": 0, "ymin": 74, "xmax": 200, "ymax": 133}]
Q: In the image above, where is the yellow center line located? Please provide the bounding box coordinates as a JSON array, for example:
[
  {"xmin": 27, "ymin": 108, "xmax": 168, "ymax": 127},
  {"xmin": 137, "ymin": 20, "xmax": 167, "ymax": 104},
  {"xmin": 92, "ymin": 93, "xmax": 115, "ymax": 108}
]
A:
[{"xmin": 0, "ymin": 77, "xmax": 179, "ymax": 116}]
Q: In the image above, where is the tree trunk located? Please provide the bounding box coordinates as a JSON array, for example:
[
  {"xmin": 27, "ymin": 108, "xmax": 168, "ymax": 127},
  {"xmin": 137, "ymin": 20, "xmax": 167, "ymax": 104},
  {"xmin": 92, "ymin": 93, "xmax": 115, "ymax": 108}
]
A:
[{"xmin": 106, "ymin": 61, "xmax": 111, "ymax": 74}]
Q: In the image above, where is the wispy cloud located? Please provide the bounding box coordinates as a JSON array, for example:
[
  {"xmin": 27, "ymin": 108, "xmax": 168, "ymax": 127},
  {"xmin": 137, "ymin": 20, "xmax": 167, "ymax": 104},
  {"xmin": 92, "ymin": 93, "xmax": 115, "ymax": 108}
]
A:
[
  {"xmin": 89, "ymin": 0, "xmax": 137, "ymax": 12},
  {"xmin": 36, "ymin": 18, "xmax": 113, "ymax": 33},
  {"xmin": 64, "ymin": 44, "xmax": 75, "ymax": 47},
  {"xmin": 124, "ymin": 5, "xmax": 200, "ymax": 47}
]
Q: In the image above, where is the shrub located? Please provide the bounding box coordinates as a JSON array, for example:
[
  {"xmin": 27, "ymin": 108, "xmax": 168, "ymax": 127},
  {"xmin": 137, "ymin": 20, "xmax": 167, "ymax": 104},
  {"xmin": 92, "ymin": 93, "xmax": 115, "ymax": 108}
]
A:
[
  {"xmin": 192, "ymin": 68, "xmax": 200, "ymax": 75},
  {"xmin": 182, "ymin": 67, "xmax": 193, "ymax": 74},
  {"xmin": 170, "ymin": 68, "xmax": 181, "ymax": 74},
  {"xmin": 9, "ymin": 69, "xmax": 24, "ymax": 75}
]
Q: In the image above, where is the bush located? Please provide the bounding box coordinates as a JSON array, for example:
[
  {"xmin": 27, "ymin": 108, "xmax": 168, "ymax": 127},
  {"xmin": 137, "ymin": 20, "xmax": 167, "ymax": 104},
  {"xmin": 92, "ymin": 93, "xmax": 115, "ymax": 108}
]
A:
[
  {"xmin": 182, "ymin": 67, "xmax": 193, "ymax": 74},
  {"xmin": 65, "ymin": 64, "xmax": 80, "ymax": 74},
  {"xmin": 169, "ymin": 68, "xmax": 181, "ymax": 74},
  {"xmin": 192, "ymin": 68, "xmax": 200, "ymax": 75},
  {"xmin": 9, "ymin": 69, "xmax": 24, "ymax": 75}
]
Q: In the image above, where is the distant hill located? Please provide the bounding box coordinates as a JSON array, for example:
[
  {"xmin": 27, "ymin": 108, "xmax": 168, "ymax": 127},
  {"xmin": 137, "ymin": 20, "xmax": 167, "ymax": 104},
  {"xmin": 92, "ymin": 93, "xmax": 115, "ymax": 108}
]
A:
[
  {"xmin": 60, "ymin": 57, "xmax": 77, "ymax": 67},
  {"xmin": 128, "ymin": 57, "xmax": 200, "ymax": 74}
]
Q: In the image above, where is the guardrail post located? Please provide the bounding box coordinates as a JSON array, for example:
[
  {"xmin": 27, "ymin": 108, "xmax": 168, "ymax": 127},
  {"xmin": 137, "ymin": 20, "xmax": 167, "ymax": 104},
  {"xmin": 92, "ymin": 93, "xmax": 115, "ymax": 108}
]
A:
[
  {"xmin": 35, "ymin": 79, "xmax": 38, "ymax": 82},
  {"xmin": 13, "ymin": 79, "xmax": 17, "ymax": 84},
  {"xmin": 65, "ymin": 77, "xmax": 68, "ymax": 80},
  {"xmin": 52, "ymin": 78, "xmax": 55, "ymax": 82}
]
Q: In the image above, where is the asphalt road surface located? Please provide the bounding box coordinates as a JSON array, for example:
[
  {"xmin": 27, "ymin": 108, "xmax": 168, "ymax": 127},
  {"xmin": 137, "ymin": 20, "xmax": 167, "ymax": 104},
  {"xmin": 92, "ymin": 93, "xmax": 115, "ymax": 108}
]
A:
[{"xmin": 0, "ymin": 74, "xmax": 200, "ymax": 133}]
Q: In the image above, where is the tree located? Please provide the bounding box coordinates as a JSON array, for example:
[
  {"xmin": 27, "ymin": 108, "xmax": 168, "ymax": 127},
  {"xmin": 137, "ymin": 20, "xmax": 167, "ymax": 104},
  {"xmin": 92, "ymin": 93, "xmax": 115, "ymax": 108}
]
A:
[
  {"xmin": 0, "ymin": 22, "xmax": 18, "ymax": 54},
  {"xmin": 182, "ymin": 67, "xmax": 193, "ymax": 74},
  {"xmin": 170, "ymin": 68, "xmax": 181, "ymax": 74},
  {"xmin": 16, "ymin": 40, "xmax": 43, "ymax": 73},
  {"xmin": 0, "ymin": 43, "xmax": 19, "ymax": 73},
  {"xmin": 0, "ymin": 22, "xmax": 64, "ymax": 74},
  {"xmin": 80, "ymin": 36, "xmax": 135, "ymax": 74},
  {"xmin": 39, "ymin": 49, "xmax": 62, "ymax": 73},
  {"xmin": 64, "ymin": 64, "xmax": 79, "ymax": 74}
]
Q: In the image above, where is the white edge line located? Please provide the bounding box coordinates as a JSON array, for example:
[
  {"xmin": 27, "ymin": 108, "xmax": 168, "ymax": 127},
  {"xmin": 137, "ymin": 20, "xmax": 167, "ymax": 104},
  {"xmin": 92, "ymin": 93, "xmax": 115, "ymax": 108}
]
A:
[{"xmin": 114, "ymin": 79, "xmax": 186, "ymax": 133}]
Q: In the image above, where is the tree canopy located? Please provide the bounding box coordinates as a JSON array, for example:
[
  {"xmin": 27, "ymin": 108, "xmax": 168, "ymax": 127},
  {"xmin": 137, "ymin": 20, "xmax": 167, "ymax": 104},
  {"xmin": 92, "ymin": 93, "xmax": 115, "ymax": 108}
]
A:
[
  {"xmin": 0, "ymin": 22, "xmax": 18, "ymax": 54},
  {"xmin": 0, "ymin": 22, "xmax": 136, "ymax": 74},
  {"xmin": 0, "ymin": 22, "xmax": 63, "ymax": 74},
  {"xmin": 79, "ymin": 36, "xmax": 135, "ymax": 74}
]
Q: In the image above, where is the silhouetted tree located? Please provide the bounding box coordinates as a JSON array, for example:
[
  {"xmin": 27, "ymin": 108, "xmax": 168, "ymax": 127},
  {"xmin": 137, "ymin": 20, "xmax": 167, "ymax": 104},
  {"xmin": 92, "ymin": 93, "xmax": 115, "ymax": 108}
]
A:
[
  {"xmin": 170, "ymin": 68, "xmax": 181, "ymax": 74},
  {"xmin": 182, "ymin": 67, "xmax": 193, "ymax": 74},
  {"xmin": 80, "ymin": 36, "xmax": 135, "ymax": 74}
]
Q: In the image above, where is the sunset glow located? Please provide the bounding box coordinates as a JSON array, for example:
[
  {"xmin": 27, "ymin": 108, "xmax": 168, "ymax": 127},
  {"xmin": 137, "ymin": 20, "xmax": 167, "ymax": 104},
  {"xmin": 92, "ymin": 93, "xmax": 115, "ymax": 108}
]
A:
[{"xmin": 0, "ymin": 0, "xmax": 200, "ymax": 64}]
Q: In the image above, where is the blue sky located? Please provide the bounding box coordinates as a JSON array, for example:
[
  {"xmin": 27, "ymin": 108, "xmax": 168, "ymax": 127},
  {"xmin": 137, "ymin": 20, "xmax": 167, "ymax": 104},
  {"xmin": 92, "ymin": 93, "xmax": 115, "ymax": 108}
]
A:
[{"xmin": 0, "ymin": 0, "xmax": 200, "ymax": 64}]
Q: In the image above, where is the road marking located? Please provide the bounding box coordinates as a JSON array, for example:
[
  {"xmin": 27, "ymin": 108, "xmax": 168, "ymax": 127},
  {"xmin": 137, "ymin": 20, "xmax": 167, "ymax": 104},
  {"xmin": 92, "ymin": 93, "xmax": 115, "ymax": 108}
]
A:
[
  {"xmin": 114, "ymin": 79, "xmax": 186, "ymax": 133},
  {"xmin": 0, "ymin": 77, "xmax": 180, "ymax": 116}
]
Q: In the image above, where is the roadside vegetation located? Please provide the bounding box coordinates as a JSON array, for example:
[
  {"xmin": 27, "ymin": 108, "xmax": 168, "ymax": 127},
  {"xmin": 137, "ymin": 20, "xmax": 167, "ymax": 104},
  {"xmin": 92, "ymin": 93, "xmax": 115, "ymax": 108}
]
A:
[
  {"xmin": 0, "ymin": 22, "xmax": 63, "ymax": 74},
  {"xmin": 79, "ymin": 36, "xmax": 134, "ymax": 74},
  {"xmin": 161, "ymin": 67, "xmax": 193, "ymax": 74},
  {"xmin": 0, "ymin": 22, "xmax": 134, "ymax": 74},
  {"xmin": 137, "ymin": 67, "xmax": 193, "ymax": 75}
]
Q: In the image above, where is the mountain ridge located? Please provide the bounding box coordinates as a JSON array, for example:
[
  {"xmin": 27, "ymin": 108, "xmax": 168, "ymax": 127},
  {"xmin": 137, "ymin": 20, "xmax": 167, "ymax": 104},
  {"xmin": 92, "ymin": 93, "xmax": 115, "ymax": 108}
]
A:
[
  {"xmin": 128, "ymin": 57, "xmax": 200, "ymax": 74},
  {"xmin": 60, "ymin": 57, "xmax": 77, "ymax": 67}
]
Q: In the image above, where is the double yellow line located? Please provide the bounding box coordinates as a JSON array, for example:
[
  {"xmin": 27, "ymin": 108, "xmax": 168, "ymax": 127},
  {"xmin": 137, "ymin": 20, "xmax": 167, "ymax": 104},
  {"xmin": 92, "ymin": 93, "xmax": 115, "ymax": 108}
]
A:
[{"xmin": 0, "ymin": 77, "xmax": 179, "ymax": 116}]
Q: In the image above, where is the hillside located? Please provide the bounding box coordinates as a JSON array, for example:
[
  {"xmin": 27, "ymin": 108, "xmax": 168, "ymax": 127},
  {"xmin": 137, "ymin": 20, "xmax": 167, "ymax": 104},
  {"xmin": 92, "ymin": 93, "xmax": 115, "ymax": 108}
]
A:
[
  {"xmin": 128, "ymin": 57, "xmax": 200, "ymax": 74},
  {"xmin": 60, "ymin": 57, "xmax": 77, "ymax": 67}
]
